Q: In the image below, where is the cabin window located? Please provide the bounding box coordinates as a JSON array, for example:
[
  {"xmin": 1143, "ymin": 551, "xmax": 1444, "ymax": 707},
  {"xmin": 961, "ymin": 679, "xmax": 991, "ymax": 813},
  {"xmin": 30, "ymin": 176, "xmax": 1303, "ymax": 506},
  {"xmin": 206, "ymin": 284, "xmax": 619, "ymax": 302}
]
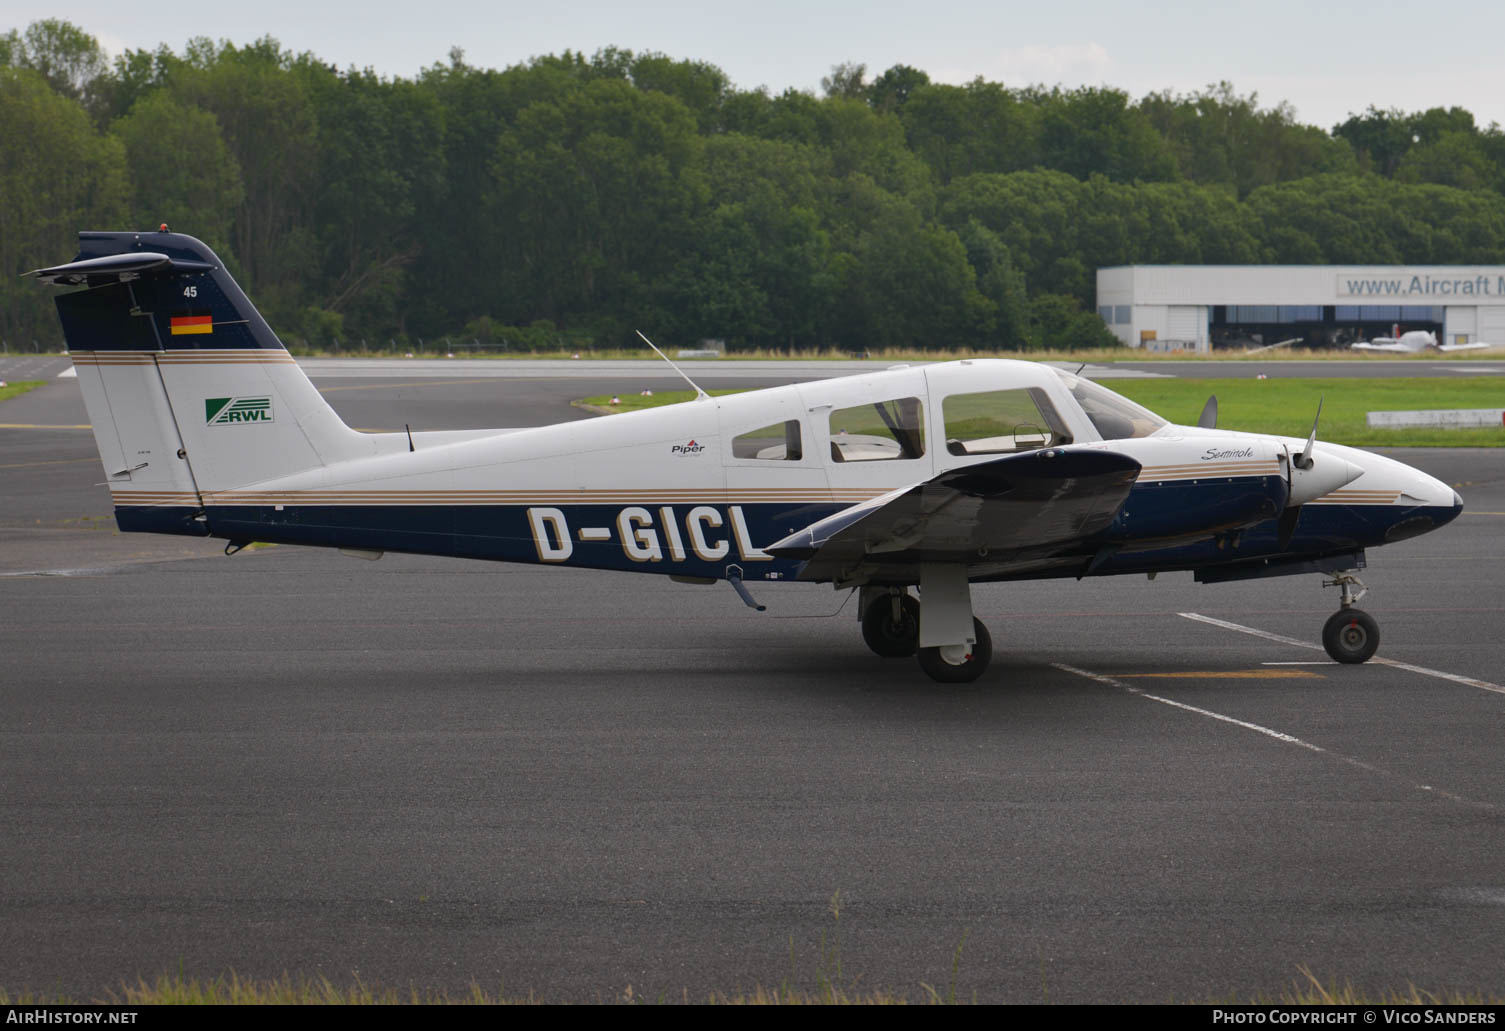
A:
[
  {"xmin": 942, "ymin": 388, "xmax": 1071, "ymax": 455},
  {"xmin": 828, "ymin": 397, "xmax": 926, "ymax": 462},
  {"xmin": 732, "ymin": 419, "xmax": 803, "ymax": 461}
]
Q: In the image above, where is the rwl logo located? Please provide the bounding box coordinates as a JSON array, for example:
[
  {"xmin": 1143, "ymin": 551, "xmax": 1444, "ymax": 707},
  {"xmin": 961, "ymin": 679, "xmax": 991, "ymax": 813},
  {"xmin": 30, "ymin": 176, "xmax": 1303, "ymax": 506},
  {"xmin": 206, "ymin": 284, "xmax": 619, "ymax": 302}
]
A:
[{"xmin": 205, "ymin": 397, "xmax": 274, "ymax": 425}]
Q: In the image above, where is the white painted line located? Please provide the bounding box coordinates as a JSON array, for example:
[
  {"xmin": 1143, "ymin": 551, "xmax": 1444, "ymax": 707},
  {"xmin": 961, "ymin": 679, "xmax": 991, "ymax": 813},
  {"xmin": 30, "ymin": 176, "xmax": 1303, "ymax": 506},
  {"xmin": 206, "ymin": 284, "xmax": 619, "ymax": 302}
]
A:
[
  {"xmin": 1263, "ymin": 661, "xmax": 1337, "ymax": 665},
  {"xmin": 1370, "ymin": 657, "xmax": 1505, "ymax": 695},
  {"xmin": 1179, "ymin": 612, "xmax": 1505, "ymax": 696},
  {"xmin": 1053, "ymin": 663, "xmax": 1320, "ymax": 750},
  {"xmin": 1050, "ymin": 662, "xmax": 1495, "ymax": 812},
  {"xmin": 1178, "ymin": 612, "xmax": 1316, "ymax": 650},
  {"xmin": 56, "ymin": 365, "xmax": 76, "ymax": 379}
]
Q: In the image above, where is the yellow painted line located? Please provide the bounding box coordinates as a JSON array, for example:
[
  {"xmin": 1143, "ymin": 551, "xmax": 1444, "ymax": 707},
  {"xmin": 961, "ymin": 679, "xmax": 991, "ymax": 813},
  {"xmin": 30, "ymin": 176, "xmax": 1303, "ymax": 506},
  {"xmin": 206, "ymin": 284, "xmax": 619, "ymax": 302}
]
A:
[
  {"xmin": 0, "ymin": 423, "xmax": 92, "ymax": 429},
  {"xmin": 1462, "ymin": 511, "xmax": 1505, "ymax": 516},
  {"xmin": 1112, "ymin": 670, "xmax": 1323, "ymax": 679}
]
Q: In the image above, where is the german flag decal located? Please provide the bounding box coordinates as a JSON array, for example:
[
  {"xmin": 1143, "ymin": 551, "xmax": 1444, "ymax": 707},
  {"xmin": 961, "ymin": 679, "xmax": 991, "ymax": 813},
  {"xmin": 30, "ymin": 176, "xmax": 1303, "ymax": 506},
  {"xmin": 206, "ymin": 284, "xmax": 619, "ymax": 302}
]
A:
[{"xmin": 170, "ymin": 315, "xmax": 213, "ymax": 336}]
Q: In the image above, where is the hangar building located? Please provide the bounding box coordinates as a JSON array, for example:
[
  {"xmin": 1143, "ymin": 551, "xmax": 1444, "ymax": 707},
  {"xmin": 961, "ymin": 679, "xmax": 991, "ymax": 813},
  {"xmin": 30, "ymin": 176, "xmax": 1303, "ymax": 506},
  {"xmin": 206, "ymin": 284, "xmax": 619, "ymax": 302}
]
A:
[{"xmin": 1096, "ymin": 266, "xmax": 1505, "ymax": 352}]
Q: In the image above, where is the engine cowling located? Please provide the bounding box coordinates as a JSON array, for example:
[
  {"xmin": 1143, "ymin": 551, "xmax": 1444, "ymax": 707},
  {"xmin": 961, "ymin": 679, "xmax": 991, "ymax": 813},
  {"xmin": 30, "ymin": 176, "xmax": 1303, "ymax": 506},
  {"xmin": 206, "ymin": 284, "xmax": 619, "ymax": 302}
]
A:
[{"xmin": 1284, "ymin": 443, "xmax": 1364, "ymax": 506}]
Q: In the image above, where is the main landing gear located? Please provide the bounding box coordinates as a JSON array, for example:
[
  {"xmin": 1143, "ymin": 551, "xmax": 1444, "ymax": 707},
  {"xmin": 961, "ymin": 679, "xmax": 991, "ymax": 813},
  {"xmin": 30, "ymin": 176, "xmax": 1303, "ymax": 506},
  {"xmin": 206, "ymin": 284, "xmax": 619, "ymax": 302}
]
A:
[
  {"xmin": 861, "ymin": 591, "xmax": 920, "ymax": 657},
  {"xmin": 1320, "ymin": 570, "xmax": 1380, "ymax": 664},
  {"xmin": 858, "ymin": 566, "xmax": 993, "ymax": 683}
]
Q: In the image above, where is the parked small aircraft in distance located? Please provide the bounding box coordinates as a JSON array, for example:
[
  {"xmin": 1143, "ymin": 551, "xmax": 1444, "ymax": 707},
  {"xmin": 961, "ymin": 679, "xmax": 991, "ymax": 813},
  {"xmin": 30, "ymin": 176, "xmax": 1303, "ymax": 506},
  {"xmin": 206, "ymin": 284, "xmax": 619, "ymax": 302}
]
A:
[
  {"xmin": 1350, "ymin": 324, "xmax": 1497, "ymax": 353},
  {"xmin": 32, "ymin": 231, "xmax": 1466, "ymax": 681}
]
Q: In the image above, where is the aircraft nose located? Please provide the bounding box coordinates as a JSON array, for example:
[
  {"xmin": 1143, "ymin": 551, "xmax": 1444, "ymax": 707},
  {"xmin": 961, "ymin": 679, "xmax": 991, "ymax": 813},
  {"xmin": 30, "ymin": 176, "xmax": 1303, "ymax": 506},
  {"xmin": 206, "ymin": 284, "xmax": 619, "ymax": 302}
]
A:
[
  {"xmin": 1445, "ymin": 488, "xmax": 1465, "ymax": 526},
  {"xmin": 1381, "ymin": 476, "xmax": 1463, "ymax": 543},
  {"xmin": 1419, "ymin": 479, "xmax": 1463, "ymax": 529}
]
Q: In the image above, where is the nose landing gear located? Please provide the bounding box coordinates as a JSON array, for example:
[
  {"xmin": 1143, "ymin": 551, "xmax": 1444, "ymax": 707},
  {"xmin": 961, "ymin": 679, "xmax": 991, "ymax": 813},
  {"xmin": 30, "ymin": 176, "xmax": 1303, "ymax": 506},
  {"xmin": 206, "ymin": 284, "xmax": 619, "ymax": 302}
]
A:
[{"xmin": 1321, "ymin": 571, "xmax": 1380, "ymax": 664}]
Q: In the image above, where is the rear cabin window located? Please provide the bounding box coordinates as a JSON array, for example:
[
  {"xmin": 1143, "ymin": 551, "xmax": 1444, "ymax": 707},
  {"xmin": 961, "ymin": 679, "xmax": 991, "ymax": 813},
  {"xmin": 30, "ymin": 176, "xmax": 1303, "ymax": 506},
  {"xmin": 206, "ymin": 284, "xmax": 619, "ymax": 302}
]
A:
[
  {"xmin": 942, "ymin": 388, "xmax": 1072, "ymax": 455},
  {"xmin": 732, "ymin": 419, "xmax": 803, "ymax": 461},
  {"xmin": 828, "ymin": 397, "xmax": 926, "ymax": 462}
]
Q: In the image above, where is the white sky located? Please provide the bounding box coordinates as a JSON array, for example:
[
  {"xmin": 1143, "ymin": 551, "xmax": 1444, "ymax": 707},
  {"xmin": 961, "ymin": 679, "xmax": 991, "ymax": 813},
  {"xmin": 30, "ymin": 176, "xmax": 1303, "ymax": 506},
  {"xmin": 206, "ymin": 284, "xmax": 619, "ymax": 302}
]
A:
[{"xmin": 12, "ymin": 0, "xmax": 1505, "ymax": 130}]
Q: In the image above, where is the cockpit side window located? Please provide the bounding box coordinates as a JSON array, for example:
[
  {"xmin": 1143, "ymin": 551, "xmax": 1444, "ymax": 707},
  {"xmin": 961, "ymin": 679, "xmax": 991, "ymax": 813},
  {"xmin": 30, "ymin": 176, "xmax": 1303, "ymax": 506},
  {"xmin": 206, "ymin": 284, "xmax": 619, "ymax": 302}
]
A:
[
  {"xmin": 828, "ymin": 397, "xmax": 926, "ymax": 462},
  {"xmin": 1052, "ymin": 370, "xmax": 1167, "ymax": 440},
  {"xmin": 941, "ymin": 388, "xmax": 1072, "ymax": 455}
]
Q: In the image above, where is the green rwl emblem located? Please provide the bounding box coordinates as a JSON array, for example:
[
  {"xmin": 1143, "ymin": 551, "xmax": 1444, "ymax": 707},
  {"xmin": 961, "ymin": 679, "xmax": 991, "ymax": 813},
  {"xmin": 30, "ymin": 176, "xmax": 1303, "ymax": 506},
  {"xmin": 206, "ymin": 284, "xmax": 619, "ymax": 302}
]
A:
[{"xmin": 205, "ymin": 396, "xmax": 274, "ymax": 425}]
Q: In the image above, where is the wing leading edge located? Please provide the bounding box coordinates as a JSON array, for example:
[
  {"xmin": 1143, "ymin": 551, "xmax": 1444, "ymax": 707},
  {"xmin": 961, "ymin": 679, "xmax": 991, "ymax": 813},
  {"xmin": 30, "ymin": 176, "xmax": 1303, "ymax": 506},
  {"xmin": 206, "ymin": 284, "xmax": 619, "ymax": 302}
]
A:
[{"xmin": 766, "ymin": 448, "xmax": 1141, "ymax": 583}]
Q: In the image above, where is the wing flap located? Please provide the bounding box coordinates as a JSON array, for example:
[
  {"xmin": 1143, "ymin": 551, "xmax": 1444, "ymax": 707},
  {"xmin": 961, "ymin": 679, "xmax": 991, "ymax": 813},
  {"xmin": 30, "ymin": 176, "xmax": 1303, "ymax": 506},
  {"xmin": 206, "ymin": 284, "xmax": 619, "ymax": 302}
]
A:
[{"xmin": 767, "ymin": 448, "xmax": 1141, "ymax": 580}]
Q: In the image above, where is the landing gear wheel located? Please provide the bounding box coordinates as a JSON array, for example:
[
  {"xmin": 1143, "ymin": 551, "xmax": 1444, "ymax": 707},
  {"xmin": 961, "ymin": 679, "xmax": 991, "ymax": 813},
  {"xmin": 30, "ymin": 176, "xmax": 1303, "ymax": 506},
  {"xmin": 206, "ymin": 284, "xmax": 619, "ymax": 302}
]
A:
[
  {"xmin": 1322, "ymin": 609, "xmax": 1380, "ymax": 664},
  {"xmin": 861, "ymin": 593, "xmax": 920, "ymax": 658},
  {"xmin": 916, "ymin": 619, "xmax": 992, "ymax": 684}
]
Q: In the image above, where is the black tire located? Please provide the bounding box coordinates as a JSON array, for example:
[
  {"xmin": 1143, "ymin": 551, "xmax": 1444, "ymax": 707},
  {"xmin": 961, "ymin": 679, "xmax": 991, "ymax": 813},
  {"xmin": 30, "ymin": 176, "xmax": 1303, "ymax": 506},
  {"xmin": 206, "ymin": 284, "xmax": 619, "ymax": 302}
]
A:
[
  {"xmin": 916, "ymin": 618, "xmax": 993, "ymax": 684},
  {"xmin": 861, "ymin": 593, "xmax": 920, "ymax": 658},
  {"xmin": 1322, "ymin": 609, "xmax": 1380, "ymax": 664}
]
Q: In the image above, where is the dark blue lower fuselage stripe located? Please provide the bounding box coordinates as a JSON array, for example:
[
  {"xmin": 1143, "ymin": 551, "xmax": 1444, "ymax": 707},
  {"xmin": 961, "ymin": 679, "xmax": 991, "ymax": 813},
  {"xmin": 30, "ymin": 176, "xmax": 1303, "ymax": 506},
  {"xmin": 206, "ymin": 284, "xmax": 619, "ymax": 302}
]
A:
[{"xmin": 112, "ymin": 488, "xmax": 1462, "ymax": 584}]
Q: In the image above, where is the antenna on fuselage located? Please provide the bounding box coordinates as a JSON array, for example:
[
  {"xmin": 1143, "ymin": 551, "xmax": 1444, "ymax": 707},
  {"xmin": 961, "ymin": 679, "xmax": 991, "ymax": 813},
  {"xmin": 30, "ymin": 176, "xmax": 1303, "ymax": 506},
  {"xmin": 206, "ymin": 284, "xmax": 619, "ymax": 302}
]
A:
[{"xmin": 636, "ymin": 330, "xmax": 710, "ymax": 401}]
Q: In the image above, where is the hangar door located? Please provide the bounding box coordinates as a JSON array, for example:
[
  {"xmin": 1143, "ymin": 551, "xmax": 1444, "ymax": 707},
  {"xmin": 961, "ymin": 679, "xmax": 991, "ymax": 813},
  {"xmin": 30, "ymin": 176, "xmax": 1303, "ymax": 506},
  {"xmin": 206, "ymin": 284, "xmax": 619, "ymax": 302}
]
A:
[
  {"xmin": 1478, "ymin": 307, "xmax": 1505, "ymax": 345},
  {"xmin": 1165, "ymin": 306, "xmax": 1202, "ymax": 347}
]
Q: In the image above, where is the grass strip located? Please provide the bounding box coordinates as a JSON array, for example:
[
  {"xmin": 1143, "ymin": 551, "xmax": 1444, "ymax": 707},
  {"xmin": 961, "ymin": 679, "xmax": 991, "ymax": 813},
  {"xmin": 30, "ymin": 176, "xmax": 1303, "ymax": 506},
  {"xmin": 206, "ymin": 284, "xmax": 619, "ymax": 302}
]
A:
[
  {"xmin": 3, "ymin": 967, "xmax": 1501, "ymax": 1004},
  {"xmin": 1109, "ymin": 376, "xmax": 1505, "ymax": 447},
  {"xmin": 0, "ymin": 380, "xmax": 45, "ymax": 403}
]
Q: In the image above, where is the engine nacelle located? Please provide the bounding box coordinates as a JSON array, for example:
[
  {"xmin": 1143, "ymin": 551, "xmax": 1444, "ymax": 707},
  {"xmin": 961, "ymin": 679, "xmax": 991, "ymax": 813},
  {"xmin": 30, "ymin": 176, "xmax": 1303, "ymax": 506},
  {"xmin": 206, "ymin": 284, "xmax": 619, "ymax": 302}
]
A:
[
  {"xmin": 1104, "ymin": 436, "xmax": 1290, "ymax": 543},
  {"xmin": 1285, "ymin": 444, "xmax": 1364, "ymax": 506}
]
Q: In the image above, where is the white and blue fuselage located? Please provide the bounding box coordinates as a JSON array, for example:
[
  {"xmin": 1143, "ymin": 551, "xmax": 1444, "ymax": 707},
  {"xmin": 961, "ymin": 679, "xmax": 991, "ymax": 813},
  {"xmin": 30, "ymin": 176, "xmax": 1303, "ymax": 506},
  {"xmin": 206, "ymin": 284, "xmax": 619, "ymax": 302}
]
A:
[{"xmin": 35, "ymin": 231, "xmax": 1464, "ymax": 679}]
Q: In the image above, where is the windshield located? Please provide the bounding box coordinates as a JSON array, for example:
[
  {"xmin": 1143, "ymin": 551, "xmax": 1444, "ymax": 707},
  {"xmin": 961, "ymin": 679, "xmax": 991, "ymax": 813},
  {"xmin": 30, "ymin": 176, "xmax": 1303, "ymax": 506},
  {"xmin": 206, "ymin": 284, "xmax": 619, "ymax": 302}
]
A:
[{"xmin": 1052, "ymin": 369, "xmax": 1167, "ymax": 440}]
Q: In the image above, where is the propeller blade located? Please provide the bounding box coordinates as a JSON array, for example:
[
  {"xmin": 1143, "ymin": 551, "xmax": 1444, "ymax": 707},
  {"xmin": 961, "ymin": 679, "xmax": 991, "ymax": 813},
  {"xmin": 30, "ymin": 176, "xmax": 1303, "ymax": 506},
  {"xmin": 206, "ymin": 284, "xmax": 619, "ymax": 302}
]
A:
[
  {"xmin": 1197, "ymin": 394, "xmax": 1218, "ymax": 429},
  {"xmin": 1295, "ymin": 397, "xmax": 1323, "ymax": 470}
]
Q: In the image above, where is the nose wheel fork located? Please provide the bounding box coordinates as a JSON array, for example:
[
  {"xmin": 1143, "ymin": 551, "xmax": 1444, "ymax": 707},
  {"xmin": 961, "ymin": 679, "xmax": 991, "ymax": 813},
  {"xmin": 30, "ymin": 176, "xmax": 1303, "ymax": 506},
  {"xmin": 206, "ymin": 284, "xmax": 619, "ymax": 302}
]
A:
[
  {"xmin": 1324, "ymin": 571, "xmax": 1367, "ymax": 610},
  {"xmin": 1320, "ymin": 571, "xmax": 1379, "ymax": 663}
]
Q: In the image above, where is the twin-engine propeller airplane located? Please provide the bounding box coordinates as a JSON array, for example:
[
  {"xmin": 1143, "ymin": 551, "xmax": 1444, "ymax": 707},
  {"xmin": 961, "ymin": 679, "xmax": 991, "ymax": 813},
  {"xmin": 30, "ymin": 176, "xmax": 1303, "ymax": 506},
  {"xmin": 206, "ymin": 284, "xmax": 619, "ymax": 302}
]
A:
[{"xmin": 32, "ymin": 230, "xmax": 1466, "ymax": 682}]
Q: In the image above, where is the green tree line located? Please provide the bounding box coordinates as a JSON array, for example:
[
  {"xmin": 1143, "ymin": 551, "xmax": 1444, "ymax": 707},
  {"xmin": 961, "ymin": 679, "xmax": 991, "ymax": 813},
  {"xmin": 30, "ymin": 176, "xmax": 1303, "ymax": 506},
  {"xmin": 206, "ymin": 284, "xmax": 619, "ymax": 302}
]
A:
[{"xmin": 5, "ymin": 21, "xmax": 1505, "ymax": 352}]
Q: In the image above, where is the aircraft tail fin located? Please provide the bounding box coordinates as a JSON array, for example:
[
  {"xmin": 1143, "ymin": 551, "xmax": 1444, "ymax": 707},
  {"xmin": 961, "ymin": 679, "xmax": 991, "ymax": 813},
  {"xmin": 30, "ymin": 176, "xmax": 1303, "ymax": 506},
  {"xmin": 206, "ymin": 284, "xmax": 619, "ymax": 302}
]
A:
[{"xmin": 31, "ymin": 230, "xmax": 375, "ymax": 536}]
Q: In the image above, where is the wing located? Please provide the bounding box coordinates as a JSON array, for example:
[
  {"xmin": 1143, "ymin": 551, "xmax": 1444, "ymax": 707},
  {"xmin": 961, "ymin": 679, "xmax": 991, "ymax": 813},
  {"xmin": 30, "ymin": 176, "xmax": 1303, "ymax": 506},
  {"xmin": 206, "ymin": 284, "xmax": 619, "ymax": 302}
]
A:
[{"xmin": 765, "ymin": 448, "xmax": 1141, "ymax": 583}]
